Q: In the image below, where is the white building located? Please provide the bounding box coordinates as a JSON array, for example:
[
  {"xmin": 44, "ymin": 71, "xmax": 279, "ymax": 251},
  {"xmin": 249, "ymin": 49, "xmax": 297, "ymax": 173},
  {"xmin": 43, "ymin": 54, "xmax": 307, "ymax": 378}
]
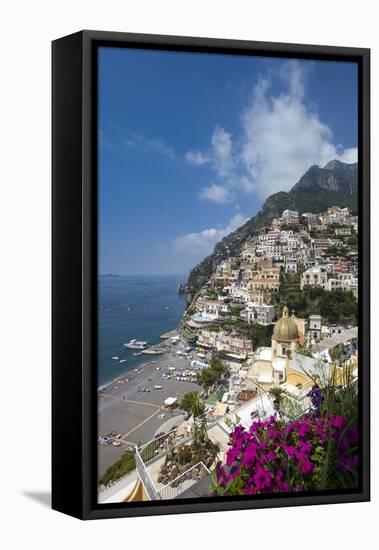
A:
[
  {"xmin": 282, "ymin": 209, "xmax": 299, "ymax": 225},
  {"xmin": 244, "ymin": 302, "xmax": 275, "ymax": 326},
  {"xmin": 300, "ymin": 266, "xmax": 328, "ymax": 290},
  {"xmin": 285, "ymin": 259, "xmax": 298, "ymax": 274},
  {"xmin": 308, "ymin": 314, "xmax": 322, "ymax": 342}
]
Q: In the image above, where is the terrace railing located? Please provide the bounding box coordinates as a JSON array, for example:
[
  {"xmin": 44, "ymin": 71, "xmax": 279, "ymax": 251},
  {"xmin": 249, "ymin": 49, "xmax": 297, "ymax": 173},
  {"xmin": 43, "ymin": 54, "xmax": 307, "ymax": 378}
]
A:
[
  {"xmin": 135, "ymin": 427, "xmax": 212, "ymax": 501},
  {"xmin": 157, "ymin": 461, "xmax": 210, "ymax": 501},
  {"xmin": 135, "ymin": 445, "xmax": 159, "ymax": 501}
]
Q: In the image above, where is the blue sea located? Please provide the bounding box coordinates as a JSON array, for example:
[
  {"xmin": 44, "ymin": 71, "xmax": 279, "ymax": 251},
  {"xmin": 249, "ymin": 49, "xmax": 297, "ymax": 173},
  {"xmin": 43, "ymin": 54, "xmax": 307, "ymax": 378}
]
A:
[{"xmin": 98, "ymin": 275, "xmax": 187, "ymax": 387}]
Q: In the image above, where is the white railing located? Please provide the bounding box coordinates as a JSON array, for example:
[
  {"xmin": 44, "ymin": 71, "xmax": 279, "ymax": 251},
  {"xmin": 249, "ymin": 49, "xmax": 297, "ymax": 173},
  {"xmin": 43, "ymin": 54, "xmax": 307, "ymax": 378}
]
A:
[
  {"xmin": 135, "ymin": 446, "xmax": 159, "ymax": 500},
  {"xmin": 157, "ymin": 461, "xmax": 211, "ymax": 501},
  {"xmin": 135, "ymin": 427, "xmax": 213, "ymax": 500}
]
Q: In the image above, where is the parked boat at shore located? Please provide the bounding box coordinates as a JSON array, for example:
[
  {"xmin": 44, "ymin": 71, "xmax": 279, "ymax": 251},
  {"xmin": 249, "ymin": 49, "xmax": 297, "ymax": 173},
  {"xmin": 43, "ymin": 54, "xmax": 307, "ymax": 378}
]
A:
[
  {"xmin": 141, "ymin": 348, "xmax": 164, "ymax": 355},
  {"xmin": 124, "ymin": 339, "xmax": 148, "ymax": 350}
]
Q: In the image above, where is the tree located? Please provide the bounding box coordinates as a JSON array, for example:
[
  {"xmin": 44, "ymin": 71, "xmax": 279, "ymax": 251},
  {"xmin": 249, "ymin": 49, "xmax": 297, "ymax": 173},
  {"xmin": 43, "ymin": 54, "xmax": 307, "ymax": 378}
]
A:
[
  {"xmin": 346, "ymin": 234, "xmax": 358, "ymax": 248},
  {"xmin": 197, "ymin": 356, "xmax": 229, "ymax": 391},
  {"xmin": 180, "ymin": 392, "xmax": 205, "ymax": 418}
]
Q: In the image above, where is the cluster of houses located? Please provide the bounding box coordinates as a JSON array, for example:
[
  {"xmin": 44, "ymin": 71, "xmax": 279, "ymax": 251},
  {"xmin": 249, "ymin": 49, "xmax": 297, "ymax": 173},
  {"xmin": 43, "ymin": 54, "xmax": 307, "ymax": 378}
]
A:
[{"xmin": 180, "ymin": 205, "xmax": 358, "ymax": 372}]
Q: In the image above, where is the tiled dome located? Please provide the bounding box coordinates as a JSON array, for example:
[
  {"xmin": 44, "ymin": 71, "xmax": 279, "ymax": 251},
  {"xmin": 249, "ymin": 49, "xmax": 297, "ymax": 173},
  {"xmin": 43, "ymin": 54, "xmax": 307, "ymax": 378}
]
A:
[{"xmin": 272, "ymin": 306, "xmax": 299, "ymax": 341}]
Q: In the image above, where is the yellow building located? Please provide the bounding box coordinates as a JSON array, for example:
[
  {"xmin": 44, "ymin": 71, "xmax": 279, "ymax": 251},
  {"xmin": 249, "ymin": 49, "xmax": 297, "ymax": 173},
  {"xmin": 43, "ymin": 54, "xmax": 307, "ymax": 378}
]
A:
[{"xmin": 272, "ymin": 306, "xmax": 300, "ymax": 358}]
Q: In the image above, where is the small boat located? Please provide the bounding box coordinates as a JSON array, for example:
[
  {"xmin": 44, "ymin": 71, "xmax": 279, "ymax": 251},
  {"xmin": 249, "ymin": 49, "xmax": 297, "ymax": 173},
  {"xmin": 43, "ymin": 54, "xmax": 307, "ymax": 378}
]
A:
[
  {"xmin": 119, "ymin": 359, "xmax": 126, "ymax": 363},
  {"xmin": 141, "ymin": 349, "xmax": 163, "ymax": 355},
  {"xmin": 124, "ymin": 339, "xmax": 148, "ymax": 350},
  {"xmin": 112, "ymin": 356, "xmax": 119, "ymax": 360}
]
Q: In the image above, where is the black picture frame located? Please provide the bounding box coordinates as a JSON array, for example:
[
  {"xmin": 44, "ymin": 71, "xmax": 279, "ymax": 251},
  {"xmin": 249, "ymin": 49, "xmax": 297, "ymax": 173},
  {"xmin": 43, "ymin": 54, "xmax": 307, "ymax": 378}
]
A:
[{"xmin": 52, "ymin": 30, "xmax": 370, "ymax": 520}]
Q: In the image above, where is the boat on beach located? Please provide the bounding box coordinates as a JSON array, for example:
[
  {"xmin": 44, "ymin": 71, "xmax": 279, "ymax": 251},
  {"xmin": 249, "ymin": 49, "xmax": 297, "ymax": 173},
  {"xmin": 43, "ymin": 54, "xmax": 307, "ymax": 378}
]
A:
[
  {"xmin": 141, "ymin": 348, "xmax": 164, "ymax": 355},
  {"xmin": 124, "ymin": 339, "xmax": 148, "ymax": 350}
]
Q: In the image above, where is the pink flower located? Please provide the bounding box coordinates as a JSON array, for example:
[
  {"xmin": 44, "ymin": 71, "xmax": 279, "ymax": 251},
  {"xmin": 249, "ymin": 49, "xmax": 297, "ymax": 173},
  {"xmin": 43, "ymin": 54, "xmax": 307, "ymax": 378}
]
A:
[
  {"xmin": 266, "ymin": 450, "xmax": 277, "ymax": 462},
  {"xmin": 298, "ymin": 459, "xmax": 314, "ymax": 475},
  {"xmin": 283, "ymin": 444, "xmax": 296, "ymax": 457},
  {"xmin": 242, "ymin": 444, "xmax": 258, "ymax": 467},
  {"xmin": 253, "ymin": 467, "xmax": 272, "ymax": 490},
  {"xmin": 226, "ymin": 448, "xmax": 240, "ymax": 467},
  {"xmin": 331, "ymin": 416, "xmax": 346, "ymax": 429},
  {"xmin": 297, "ymin": 421, "xmax": 312, "ymax": 437}
]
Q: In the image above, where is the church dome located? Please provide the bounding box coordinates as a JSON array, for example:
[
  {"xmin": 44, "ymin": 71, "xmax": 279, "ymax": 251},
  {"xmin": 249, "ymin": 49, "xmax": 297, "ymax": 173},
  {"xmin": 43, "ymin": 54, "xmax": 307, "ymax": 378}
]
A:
[{"xmin": 272, "ymin": 306, "xmax": 299, "ymax": 341}]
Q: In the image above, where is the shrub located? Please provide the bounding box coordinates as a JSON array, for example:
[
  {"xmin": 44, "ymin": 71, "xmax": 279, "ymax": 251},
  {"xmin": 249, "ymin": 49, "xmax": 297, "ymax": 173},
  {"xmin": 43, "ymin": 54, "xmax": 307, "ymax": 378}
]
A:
[{"xmin": 209, "ymin": 410, "xmax": 358, "ymax": 496}]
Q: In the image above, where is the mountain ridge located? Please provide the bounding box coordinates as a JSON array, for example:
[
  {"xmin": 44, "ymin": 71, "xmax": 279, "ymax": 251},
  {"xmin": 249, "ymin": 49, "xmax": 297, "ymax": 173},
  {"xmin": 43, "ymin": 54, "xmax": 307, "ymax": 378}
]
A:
[{"xmin": 187, "ymin": 160, "xmax": 358, "ymax": 291}]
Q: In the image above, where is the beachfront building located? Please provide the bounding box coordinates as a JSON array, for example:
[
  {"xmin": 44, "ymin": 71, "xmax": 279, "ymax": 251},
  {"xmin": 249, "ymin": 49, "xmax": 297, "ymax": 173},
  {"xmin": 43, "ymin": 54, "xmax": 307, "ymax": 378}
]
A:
[
  {"xmin": 197, "ymin": 329, "xmax": 253, "ymax": 357},
  {"xmin": 198, "ymin": 300, "xmax": 230, "ymax": 321}
]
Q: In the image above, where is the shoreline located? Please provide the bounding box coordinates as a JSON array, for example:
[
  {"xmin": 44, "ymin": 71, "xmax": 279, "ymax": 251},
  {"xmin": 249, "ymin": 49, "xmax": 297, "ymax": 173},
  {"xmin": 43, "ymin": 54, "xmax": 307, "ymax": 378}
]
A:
[
  {"xmin": 97, "ymin": 329, "xmax": 180, "ymax": 391},
  {"xmin": 97, "ymin": 339, "xmax": 202, "ymax": 476}
]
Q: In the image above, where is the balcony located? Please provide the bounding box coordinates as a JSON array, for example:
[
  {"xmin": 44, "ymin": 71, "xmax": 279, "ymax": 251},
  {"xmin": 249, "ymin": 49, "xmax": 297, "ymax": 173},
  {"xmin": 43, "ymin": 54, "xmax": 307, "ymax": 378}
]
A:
[{"xmin": 135, "ymin": 428, "xmax": 211, "ymax": 501}]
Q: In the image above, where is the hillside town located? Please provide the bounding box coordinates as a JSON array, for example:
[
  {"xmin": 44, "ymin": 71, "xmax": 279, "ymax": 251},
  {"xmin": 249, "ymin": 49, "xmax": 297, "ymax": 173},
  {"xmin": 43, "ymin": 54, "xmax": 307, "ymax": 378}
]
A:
[
  {"xmin": 182, "ymin": 204, "xmax": 357, "ymax": 345},
  {"xmin": 99, "ymin": 204, "xmax": 358, "ymax": 503}
]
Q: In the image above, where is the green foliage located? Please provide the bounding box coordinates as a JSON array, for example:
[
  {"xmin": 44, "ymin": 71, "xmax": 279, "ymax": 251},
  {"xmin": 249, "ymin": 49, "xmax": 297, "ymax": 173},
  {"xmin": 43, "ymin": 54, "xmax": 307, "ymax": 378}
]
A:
[
  {"xmin": 180, "ymin": 392, "xmax": 205, "ymax": 418},
  {"xmin": 272, "ymin": 274, "xmax": 357, "ymax": 326},
  {"xmin": 268, "ymin": 386, "xmax": 285, "ymax": 411},
  {"xmin": 318, "ymin": 290, "xmax": 357, "ymax": 325},
  {"xmin": 99, "ymin": 450, "xmax": 136, "ymax": 487},
  {"xmin": 230, "ymin": 306, "xmax": 244, "ymax": 317},
  {"xmin": 220, "ymin": 318, "xmax": 273, "ymax": 349},
  {"xmin": 346, "ymin": 234, "xmax": 358, "ymax": 247},
  {"xmin": 197, "ymin": 355, "xmax": 229, "ymax": 390}
]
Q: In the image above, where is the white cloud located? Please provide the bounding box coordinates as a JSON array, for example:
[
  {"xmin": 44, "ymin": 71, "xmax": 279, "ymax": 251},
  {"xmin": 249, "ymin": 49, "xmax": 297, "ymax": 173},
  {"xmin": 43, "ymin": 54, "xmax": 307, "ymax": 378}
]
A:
[
  {"xmin": 185, "ymin": 150, "xmax": 211, "ymax": 166},
  {"xmin": 199, "ymin": 184, "xmax": 233, "ymax": 204},
  {"xmin": 186, "ymin": 61, "xmax": 357, "ymax": 202},
  {"xmin": 240, "ymin": 61, "xmax": 357, "ymax": 197},
  {"xmin": 124, "ymin": 133, "xmax": 175, "ymax": 158},
  {"xmin": 186, "ymin": 126, "xmax": 234, "ymax": 176},
  {"xmin": 174, "ymin": 214, "xmax": 247, "ymax": 257},
  {"xmin": 211, "ymin": 126, "xmax": 234, "ymax": 177}
]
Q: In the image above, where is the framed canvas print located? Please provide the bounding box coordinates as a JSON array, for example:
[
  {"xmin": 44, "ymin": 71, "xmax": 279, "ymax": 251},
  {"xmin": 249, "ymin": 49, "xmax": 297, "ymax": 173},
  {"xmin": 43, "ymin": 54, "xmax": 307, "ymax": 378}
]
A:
[{"xmin": 52, "ymin": 30, "xmax": 370, "ymax": 520}]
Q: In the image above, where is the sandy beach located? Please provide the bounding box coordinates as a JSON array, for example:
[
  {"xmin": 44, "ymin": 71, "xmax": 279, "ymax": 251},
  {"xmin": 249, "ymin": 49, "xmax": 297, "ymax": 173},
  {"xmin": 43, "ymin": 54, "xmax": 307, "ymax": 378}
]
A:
[{"xmin": 98, "ymin": 343, "xmax": 203, "ymax": 476}]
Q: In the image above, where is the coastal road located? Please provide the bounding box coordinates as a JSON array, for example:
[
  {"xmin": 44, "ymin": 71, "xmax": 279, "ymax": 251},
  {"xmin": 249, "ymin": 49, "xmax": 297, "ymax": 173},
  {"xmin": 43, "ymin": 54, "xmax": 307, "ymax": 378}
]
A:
[{"xmin": 100, "ymin": 392, "xmax": 162, "ymax": 410}]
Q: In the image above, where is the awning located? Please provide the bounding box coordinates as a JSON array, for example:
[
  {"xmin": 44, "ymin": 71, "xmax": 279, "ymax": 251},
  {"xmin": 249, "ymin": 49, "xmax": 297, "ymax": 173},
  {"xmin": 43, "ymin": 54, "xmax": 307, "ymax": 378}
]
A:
[{"xmin": 164, "ymin": 397, "xmax": 177, "ymax": 406}]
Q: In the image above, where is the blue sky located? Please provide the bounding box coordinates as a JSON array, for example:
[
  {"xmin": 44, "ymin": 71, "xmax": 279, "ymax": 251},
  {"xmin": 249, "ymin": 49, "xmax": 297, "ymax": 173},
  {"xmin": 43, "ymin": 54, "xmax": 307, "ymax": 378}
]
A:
[{"xmin": 98, "ymin": 47, "xmax": 357, "ymax": 275}]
